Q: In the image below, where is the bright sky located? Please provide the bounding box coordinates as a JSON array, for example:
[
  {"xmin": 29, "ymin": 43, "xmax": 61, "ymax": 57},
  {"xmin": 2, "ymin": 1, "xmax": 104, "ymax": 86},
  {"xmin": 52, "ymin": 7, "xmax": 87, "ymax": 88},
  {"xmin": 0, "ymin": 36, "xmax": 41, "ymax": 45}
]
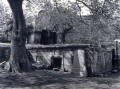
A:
[
  {"xmin": 1, "ymin": 0, "xmax": 9, "ymax": 7},
  {"xmin": 1, "ymin": 0, "xmax": 90, "ymax": 15}
]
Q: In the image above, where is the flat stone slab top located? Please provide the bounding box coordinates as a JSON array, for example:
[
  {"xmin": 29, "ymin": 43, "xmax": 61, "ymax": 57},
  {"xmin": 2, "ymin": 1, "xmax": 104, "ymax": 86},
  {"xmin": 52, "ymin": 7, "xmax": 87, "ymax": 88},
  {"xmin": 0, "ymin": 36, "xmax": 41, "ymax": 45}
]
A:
[{"xmin": 0, "ymin": 43, "xmax": 90, "ymax": 50}]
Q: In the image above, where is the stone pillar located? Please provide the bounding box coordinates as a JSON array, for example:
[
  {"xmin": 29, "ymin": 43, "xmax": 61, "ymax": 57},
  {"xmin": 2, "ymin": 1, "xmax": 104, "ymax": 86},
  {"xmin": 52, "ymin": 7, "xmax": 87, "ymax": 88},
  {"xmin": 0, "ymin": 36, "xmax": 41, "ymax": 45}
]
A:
[
  {"xmin": 72, "ymin": 49, "xmax": 87, "ymax": 77},
  {"xmin": 61, "ymin": 51, "xmax": 73, "ymax": 72}
]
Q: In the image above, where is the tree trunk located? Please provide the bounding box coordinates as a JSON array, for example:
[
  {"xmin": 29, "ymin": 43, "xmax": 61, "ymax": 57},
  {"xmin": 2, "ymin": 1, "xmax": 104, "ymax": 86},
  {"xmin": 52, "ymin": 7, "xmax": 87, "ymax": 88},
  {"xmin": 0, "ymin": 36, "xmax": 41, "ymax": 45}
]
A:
[{"xmin": 7, "ymin": 0, "xmax": 32, "ymax": 73}]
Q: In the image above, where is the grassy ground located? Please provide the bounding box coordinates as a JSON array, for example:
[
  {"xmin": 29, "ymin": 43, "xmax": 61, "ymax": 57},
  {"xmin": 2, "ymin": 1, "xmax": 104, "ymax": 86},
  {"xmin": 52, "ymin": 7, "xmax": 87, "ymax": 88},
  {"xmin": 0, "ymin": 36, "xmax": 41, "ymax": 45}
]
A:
[{"xmin": 0, "ymin": 69, "xmax": 120, "ymax": 89}]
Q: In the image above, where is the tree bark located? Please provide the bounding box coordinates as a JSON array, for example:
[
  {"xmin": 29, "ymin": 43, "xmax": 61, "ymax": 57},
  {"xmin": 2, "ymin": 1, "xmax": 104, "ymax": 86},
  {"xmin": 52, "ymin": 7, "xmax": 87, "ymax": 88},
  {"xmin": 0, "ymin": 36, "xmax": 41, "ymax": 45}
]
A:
[{"xmin": 7, "ymin": 0, "xmax": 32, "ymax": 73}]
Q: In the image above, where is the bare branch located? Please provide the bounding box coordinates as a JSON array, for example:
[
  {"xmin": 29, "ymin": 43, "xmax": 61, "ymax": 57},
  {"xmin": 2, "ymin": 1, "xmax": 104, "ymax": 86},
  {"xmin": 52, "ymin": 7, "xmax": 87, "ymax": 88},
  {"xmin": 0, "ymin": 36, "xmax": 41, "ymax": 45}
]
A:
[{"xmin": 76, "ymin": 0, "xmax": 93, "ymax": 11}]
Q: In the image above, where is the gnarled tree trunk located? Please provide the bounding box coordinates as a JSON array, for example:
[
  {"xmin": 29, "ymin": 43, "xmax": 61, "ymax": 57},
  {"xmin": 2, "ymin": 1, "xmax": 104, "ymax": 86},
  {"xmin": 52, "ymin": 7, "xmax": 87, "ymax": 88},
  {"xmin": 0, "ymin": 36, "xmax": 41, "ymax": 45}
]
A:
[{"xmin": 7, "ymin": 0, "xmax": 32, "ymax": 73}]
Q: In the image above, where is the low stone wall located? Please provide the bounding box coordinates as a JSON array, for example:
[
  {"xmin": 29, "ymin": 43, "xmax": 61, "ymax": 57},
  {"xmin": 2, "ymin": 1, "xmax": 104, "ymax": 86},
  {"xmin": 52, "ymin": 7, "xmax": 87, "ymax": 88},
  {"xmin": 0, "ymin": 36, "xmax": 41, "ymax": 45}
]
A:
[{"xmin": 0, "ymin": 43, "xmax": 113, "ymax": 77}]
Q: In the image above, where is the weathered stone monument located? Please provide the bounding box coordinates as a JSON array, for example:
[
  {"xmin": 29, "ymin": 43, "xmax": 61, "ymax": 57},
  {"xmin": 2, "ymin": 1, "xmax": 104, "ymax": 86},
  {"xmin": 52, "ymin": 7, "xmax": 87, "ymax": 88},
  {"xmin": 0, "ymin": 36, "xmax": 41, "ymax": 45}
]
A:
[{"xmin": 72, "ymin": 50, "xmax": 87, "ymax": 77}]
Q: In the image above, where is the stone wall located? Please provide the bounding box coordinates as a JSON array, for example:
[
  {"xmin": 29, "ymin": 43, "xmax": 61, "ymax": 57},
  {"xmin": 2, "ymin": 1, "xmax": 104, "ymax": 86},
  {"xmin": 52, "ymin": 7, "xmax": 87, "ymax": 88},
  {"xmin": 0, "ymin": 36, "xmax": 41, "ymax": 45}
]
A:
[
  {"xmin": 0, "ymin": 43, "xmax": 113, "ymax": 77},
  {"xmin": 65, "ymin": 23, "xmax": 90, "ymax": 44}
]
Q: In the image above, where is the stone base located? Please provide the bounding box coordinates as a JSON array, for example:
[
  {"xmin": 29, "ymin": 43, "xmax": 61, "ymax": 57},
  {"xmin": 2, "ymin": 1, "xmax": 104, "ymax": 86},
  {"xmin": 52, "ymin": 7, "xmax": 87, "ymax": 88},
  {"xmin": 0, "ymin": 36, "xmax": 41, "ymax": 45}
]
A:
[{"xmin": 72, "ymin": 68, "xmax": 87, "ymax": 77}]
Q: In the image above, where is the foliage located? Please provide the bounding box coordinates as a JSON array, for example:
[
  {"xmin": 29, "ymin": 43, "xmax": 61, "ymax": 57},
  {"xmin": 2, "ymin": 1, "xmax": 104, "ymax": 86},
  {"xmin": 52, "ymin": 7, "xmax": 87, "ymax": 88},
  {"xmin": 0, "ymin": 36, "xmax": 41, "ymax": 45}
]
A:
[
  {"xmin": 76, "ymin": 0, "xmax": 120, "ymax": 43},
  {"xmin": 0, "ymin": 2, "xmax": 12, "ymax": 31},
  {"xmin": 0, "ymin": 0, "xmax": 120, "ymax": 44},
  {"xmin": 35, "ymin": 0, "xmax": 88, "ymax": 32}
]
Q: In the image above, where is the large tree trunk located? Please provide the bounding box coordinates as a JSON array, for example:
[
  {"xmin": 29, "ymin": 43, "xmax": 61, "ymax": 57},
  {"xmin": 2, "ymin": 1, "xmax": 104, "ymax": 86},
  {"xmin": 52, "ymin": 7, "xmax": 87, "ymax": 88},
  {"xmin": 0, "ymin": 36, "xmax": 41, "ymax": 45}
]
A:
[{"xmin": 7, "ymin": 0, "xmax": 32, "ymax": 73}]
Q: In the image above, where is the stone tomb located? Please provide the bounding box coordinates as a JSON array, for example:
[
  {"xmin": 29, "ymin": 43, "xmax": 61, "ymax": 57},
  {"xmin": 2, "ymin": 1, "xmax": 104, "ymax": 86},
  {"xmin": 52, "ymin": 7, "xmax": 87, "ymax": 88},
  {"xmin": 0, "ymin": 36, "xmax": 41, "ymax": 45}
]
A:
[{"xmin": 30, "ymin": 49, "xmax": 87, "ymax": 77}]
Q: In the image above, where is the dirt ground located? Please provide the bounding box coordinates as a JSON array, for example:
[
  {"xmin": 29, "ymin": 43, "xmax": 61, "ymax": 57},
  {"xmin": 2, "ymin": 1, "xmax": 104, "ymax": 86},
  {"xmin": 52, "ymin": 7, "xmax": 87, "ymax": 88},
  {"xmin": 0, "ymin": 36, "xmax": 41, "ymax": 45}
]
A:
[{"xmin": 0, "ymin": 69, "xmax": 120, "ymax": 89}]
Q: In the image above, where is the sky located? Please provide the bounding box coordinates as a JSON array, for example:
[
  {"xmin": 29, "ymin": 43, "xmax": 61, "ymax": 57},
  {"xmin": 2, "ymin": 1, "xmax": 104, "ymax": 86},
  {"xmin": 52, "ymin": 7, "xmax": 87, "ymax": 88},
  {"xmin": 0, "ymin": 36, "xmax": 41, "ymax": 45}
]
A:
[{"xmin": 1, "ymin": 0, "xmax": 90, "ymax": 16}]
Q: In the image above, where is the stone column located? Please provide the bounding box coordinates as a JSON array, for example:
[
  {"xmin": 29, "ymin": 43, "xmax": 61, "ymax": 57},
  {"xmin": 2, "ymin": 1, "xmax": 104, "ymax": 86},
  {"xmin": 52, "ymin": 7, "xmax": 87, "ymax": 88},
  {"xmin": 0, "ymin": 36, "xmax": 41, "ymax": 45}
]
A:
[{"xmin": 72, "ymin": 49, "xmax": 87, "ymax": 77}]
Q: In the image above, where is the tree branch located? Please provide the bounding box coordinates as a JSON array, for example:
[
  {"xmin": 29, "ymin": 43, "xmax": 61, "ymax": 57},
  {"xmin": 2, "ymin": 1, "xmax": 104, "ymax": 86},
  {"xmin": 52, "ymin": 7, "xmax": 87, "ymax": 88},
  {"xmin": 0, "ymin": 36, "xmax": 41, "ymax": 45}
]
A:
[{"xmin": 76, "ymin": 0, "xmax": 93, "ymax": 11}]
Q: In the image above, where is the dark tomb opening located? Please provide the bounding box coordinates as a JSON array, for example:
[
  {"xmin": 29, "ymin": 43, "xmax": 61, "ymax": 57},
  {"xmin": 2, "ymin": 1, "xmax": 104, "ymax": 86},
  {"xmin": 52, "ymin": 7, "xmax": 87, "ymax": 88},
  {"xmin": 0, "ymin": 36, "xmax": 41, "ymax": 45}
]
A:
[
  {"xmin": 41, "ymin": 30, "xmax": 57, "ymax": 45},
  {"xmin": 49, "ymin": 31, "xmax": 57, "ymax": 44},
  {"xmin": 41, "ymin": 30, "xmax": 49, "ymax": 45},
  {"xmin": 51, "ymin": 56, "xmax": 62, "ymax": 69}
]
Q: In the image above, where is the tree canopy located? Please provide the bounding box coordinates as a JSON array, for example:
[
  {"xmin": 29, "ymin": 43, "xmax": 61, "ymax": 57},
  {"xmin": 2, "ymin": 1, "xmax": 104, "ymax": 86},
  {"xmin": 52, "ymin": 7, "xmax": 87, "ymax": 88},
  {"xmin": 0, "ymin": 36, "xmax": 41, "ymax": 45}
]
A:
[{"xmin": 0, "ymin": 0, "xmax": 120, "ymax": 43}]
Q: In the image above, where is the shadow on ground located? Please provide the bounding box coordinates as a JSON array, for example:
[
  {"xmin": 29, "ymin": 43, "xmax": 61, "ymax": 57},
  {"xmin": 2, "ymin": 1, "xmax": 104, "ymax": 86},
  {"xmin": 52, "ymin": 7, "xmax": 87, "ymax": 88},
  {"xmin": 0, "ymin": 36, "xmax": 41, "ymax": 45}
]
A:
[{"xmin": 0, "ymin": 70, "xmax": 120, "ymax": 89}]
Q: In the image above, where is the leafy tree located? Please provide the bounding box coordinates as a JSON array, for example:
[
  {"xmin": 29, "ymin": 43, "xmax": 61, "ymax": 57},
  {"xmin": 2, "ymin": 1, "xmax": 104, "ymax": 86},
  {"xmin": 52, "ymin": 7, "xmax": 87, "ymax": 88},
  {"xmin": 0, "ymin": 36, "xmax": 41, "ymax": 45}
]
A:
[
  {"xmin": 0, "ymin": 2, "xmax": 11, "ymax": 30},
  {"xmin": 76, "ymin": 0, "xmax": 120, "ymax": 44}
]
